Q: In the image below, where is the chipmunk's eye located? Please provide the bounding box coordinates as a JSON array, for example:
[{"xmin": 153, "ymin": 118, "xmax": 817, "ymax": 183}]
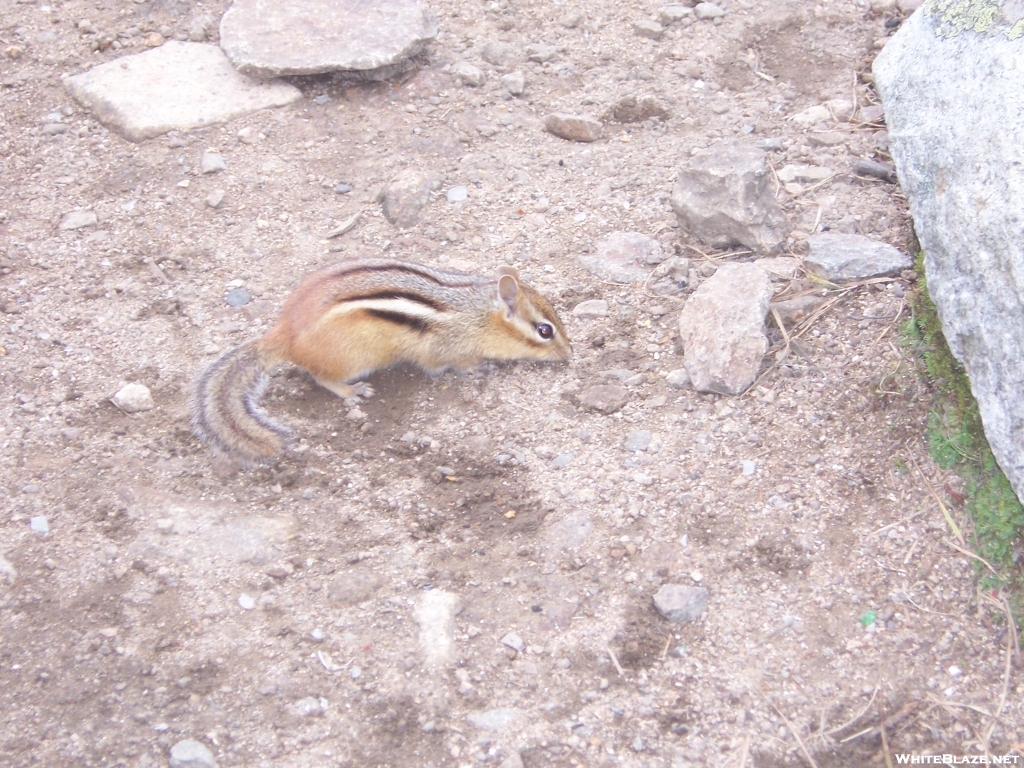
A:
[{"xmin": 536, "ymin": 323, "xmax": 554, "ymax": 340}]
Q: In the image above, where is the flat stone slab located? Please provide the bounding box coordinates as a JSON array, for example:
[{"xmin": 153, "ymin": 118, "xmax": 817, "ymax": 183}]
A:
[
  {"xmin": 804, "ymin": 233, "xmax": 911, "ymax": 282},
  {"xmin": 220, "ymin": 0, "xmax": 439, "ymax": 79},
  {"xmin": 63, "ymin": 42, "xmax": 301, "ymax": 142}
]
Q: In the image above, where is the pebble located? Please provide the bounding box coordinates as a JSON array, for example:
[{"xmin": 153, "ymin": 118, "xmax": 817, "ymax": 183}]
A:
[
  {"xmin": 59, "ymin": 210, "xmax": 98, "ymax": 230},
  {"xmin": 467, "ymin": 708, "xmax": 524, "ymax": 731},
  {"xmin": 189, "ymin": 14, "xmax": 215, "ymax": 42},
  {"xmin": 659, "ymin": 5, "xmax": 695, "ymax": 23},
  {"xmin": 499, "ymin": 752, "xmax": 525, "ymax": 768},
  {"xmin": 201, "ymin": 151, "xmax": 227, "ymax": 174},
  {"xmin": 526, "ymin": 43, "xmax": 557, "ymax": 62},
  {"xmin": 414, "ymin": 589, "xmax": 461, "ymax": 667},
  {"xmin": 666, "ymin": 369, "xmax": 691, "ymax": 389},
  {"xmin": 500, "ymin": 632, "xmax": 525, "ymax": 652},
  {"xmin": 205, "ymin": 189, "xmax": 225, "ymax": 208},
  {"xmin": 544, "ymin": 113, "xmax": 603, "ymax": 142},
  {"xmin": 446, "ymin": 185, "xmax": 468, "ymax": 203},
  {"xmin": 624, "ymin": 430, "xmax": 653, "ymax": 452},
  {"xmin": 633, "ymin": 19, "xmax": 665, "ymax": 40},
  {"xmin": 169, "ymin": 739, "xmax": 217, "ymax": 768},
  {"xmin": 550, "ymin": 453, "xmax": 574, "ymax": 470},
  {"xmin": 236, "ymin": 126, "xmax": 258, "ymax": 144},
  {"xmin": 238, "ymin": 593, "xmax": 256, "ymax": 610},
  {"xmin": 776, "ymin": 164, "xmax": 834, "ymax": 183},
  {"xmin": 572, "ymin": 299, "xmax": 609, "ymax": 318},
  {"xmin": 852, "ymin": 158, "xmax": 897, "ymax": 182},
  {"xmin": 292, "ymin": 697, "xmax": 323, "ymax": 717},
  {"xmin": 742, "ymin": 460, "xmax": 756, "ymax": 475},
  {"xmin": 653, "ymin": 584, "xmax": 709, "ymax": 623},
  {"xmin": 42, "ymin": 123, "xmax": 67, "ymax": 135},
  {"xmin": 0, "ymin": 554, "xmax": 16, "ymax": 580},
  {"xmin": 111, "ymin": 383, "xmax": 154, "ymax": 413},
  {"xmin": 500, "ymin": 70, "xmax": 525, "ymax": 96},
  {"xmin": 225, "ymin": 288, "xmax": 251, "ymax": 307},
  {"xmin": 579, "ymin": 231, "xmax": 661, "ymax": 282},
  {"xmin": 791, "ymin": 104, "xmax": 832, "ymax": 127},
  {"xmin": 30, "ymin": 516, "xmax": 50, "ymax": 534},
  {"xmin": 333, "ymin": 182, "xmax": 352, "ymax": 194},
  {"xmin": 144, "ymin": 32, "xmax": 165, "ymax": 48},
  {"xmin": 579, "ymin": 384, "xmax": 630, "ymax": 414},
  {"xmin": 452, "ymin": 61, "xmax": 485, "ymax": 87},
  {"xmin": 379, "ymin": 169, "xmax": 440, "ymax": 228},
  {"xmin": 694, "ymin": 2, "xmax": 726, "ymax": 19}
]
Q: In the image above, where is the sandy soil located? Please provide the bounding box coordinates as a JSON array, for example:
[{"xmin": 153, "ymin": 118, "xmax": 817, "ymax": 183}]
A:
[{"xmin": 1, "ymin": 0, "xmax": 1020, "ymax": 766}]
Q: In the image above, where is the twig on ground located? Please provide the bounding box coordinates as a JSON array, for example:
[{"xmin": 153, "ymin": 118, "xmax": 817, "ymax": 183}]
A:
[{"xmin": 606, "ymin": 645, "xmax": 625, "ymax": 677}]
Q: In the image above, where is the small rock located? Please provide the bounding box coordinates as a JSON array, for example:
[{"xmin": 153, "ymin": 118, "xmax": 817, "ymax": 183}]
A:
[
  {"xmin": 580, "ymin": 384, "xmax": 630, "ymax": 414},
  {"xmin": 379, "ymin": 169, "xmax": 440, "ymax": 228},
  {"xmin": 756, "ymin": 256, "xmax": 799, "ymax": 280},
  {"xmin": 544, "ymin": 113, "xmax": 602, "ymax": 142},
  {"xmin": 236, "ymin": 126, "xmax": 258, "ymax": 144},
  {"xmin": 678, "ymin": 262, "xmax": 773, "ymax": 395},
  {"xmin": 111, "ymin": 383, "xmax": 154, "ymax": 413},
  {"xmin": 144, "ymin": 32, "xmax": 165, "ymax": 48},
  {"xmin": 42, "ymin": 123, "xmax": 67, "ymax": 135},
  {"xmin": 59, "ymin": 210, "xmax": 98, "ymax": 230},
  {"xmin": 550, "ymin": 453, "xmax": 574, "ymax": 469},
  {"xmin": 579, "ymin": 231, "xmax": 661, "ymax": 283},
  {"xmin": 666, "ymin": 369, "xmax": 691, "ymax": 389},
  {"xmin": 446, "ymin": 185, "xmax": 468, "ymax": 203},
  {"xmin": 805, "ymin": 233, "xmax": 911, "ymax": 281},
  {"xmin": 205, "ymin": 189, "xmax": 225, "ymax": 209},
  {"xmin": 776, "ymin": 164, "xmax": 834, "ymax": 184},
  {"xmin": 188, "ymin": 14, "xmax": 215, "ymax": 42},
  {"xmin": 852, "ymin": 158, "xmax": 897, "ymax": 183},
  {"xmin": 30, "ymin": 516, "xmax": 50, "ymax": 534},
  {"xmin": 500, "ymin": 70, "xmax": 525, "ymax": 96},
  {"xmin": 694, "ymin": 2, "xmax": 726, "ymax": 20},
  {"xmin": 791, "ymin": 104, "xmax": 832, "ymax": 127},
  {"xmin": 742, "ymin": 460, "xmax": 756, "ymax": 475},
  {"xmin": 292, "ymin": 697, "xmax": 323, "ymax": 717},
  {"xmin": 498, "ymin": 752, "xmax": 525, "ymax": 768},
  {"xmin": 0, "ymin": 554, "xmax": 17, "ymax": 580},
  {"xmin": 624, "ymin": 430, "xmax": 653, "ymax": 452},
  {"xmin": 200, "ymin": 151, "xmax": 226, "ymax": 174},
  {"xmin": 526, "ymin": 43, "xmax": 557, "ymax": 62},
  {"xmin": 653, "ymin": 584, "xmax": 709, "ymax": 623},
  {"xmin": 238, "ymin": 593, "xmax": 255, "ymax": 610},
  {"xmin": 608, "ymin": 95, "xmax": 669, "ymax": 124},
  {"xmin": 826, "ymin": 98, "xmax": 855, "ymax": 121},
  {"xmin": 500, "ymin": 632, "xmax": 525, "ymax": 652},
  {"xmin": 169, "ymin": 738, "xmax": 217, "ymax": 768},
  {"xmin": 333, "ymin": 182, "xmax": 352, "ymax": 194},
  {"xmin": 659, "ymin": 5, "xmax": 695, "ymax": 24},
  {"xmin": 225, "ymin": 288, "xmax": 250, "ymax": 307},
  {"xmin": 414, "ymin": 589, "xmax": 462, "ymax": 667},
  {"xmin": 481, "ymin": 41, "xmax": 516, "ymax": 68},
  {"xmin": 452, "ymin": 61, "xmax": 485, "ymax": 87},
  {"xmin": 633, "ymin": 19, "xmax": 665, "ymax": 40},
  {"xmin": 467, "ymin": 708, "xmax": 525, "ymax": 731},
  {"xmin": 572, "ymin": 299, "xmax": 609, "ymax": 318}
]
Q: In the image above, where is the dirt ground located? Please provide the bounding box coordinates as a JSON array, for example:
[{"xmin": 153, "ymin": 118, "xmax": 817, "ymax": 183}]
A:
[{"xmin": 1, "ymin": 0, "xmax": 1020, "ymax": 766}]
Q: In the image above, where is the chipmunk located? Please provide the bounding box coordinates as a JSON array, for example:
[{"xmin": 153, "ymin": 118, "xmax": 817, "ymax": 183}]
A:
[{"xmin": 191, "ymin": 258, "xmax": 571, "ymax": 464}]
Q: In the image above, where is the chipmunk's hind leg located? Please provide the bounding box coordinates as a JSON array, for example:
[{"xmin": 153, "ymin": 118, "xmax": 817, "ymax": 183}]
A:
[{"xmin": 313, "ymin": 376, "xmax": 375, "ymax": 406}]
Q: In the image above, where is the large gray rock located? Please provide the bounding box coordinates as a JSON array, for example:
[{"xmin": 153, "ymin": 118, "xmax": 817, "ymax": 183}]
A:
[
  {"xmin": 219, "ymin": 0, "xmax": 438, "ymax": 79},
  {"xmin": 874, "ymin": 2, "xmax": 1024, "ymax": 502},
  {"xmin": 671, "ymin": 139, "xmax": 791, "ymax": 253},
  {"xmin": 63, "ymin": 42, "xmax": 300, "ymax": 142},
  {"xmin": 678, "ymin": 262, "xmax": 773, "ymax": 395}
]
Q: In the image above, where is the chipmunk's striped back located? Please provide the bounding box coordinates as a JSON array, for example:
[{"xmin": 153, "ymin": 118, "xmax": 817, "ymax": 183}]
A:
[{"xmin": 191, "ymin": 259, "xmax": 570, "ymax": 464}]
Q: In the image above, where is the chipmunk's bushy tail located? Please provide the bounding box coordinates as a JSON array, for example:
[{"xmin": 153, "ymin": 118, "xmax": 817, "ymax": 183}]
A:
[{"xmin": 191, "ymin": 341, "xmax": 290, "ymax": 464}]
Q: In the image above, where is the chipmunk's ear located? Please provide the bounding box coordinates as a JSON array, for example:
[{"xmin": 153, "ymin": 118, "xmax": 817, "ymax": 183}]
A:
[{"xmin": 496, "ymin": 272, "xmax": 519, "ymax": 315}]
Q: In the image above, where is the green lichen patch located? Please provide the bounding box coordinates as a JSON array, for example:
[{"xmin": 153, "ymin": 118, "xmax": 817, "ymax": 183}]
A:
[{"xmin": 926, "ymin": 0, "xmax": 1016, "ymax": 38}]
